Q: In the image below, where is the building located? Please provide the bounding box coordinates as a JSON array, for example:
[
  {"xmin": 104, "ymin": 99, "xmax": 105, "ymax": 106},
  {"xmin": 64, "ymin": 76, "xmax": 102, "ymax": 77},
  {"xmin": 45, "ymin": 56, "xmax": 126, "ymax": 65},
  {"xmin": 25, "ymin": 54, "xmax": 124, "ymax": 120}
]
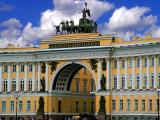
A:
[{"xmin": 0, "ymin": 33, "xmax": 160, "ymax": 120}]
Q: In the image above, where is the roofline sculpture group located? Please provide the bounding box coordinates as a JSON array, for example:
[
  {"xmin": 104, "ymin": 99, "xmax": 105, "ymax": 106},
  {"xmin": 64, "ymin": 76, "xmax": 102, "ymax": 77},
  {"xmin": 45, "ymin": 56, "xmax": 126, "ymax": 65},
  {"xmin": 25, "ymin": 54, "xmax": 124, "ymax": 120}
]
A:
[{"xmin": 55, "ymin": 2, "xmax": 97, "ymax": 35}]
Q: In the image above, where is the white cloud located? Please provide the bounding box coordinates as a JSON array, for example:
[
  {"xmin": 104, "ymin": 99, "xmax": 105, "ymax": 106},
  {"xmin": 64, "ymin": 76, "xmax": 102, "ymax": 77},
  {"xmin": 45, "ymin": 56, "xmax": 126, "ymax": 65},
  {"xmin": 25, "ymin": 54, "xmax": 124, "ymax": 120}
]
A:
[
  {"xmin": 0, "ymin": 3, "xmax": 14, "ymax": 12},
  {"xmin": 145, "ymin": 25, "xmax": 160, "ymax": 38},
  {"xmin": 0, "ymin": 0, "xmax": 113, "ymax": 48}
]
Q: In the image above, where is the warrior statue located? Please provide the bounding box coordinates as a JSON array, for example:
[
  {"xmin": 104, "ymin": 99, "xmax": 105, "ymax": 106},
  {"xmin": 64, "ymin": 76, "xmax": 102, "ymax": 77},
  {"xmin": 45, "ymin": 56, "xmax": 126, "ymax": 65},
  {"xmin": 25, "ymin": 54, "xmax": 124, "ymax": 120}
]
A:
[
  {"xmin": 54, "ymin": 25, "xmax": 61, "ymax": 35},
  {"xmin": 80, "ymin": 2, "xmax": 91, "ymax": 19}
]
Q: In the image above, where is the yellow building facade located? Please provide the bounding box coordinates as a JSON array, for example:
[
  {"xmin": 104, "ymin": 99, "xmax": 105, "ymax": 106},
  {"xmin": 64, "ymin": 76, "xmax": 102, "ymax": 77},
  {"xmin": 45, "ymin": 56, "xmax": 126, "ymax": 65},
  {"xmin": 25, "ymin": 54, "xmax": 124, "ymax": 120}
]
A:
[{"xmin": 0, "ymin": 33, "xmax": 160, "ymax": 120}]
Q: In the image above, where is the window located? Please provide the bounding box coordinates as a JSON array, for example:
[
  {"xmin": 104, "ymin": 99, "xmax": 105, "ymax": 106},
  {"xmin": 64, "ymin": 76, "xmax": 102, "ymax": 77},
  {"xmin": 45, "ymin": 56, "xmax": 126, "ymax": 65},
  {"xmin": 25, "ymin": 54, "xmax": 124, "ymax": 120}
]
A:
[
  {"xmin": 127, "ymin": 99, "xmax": 130, "ymax": 111},
  {"xmin": 129, "ymin": 59, "xmax": 132, "ymax": 67},
  {"xmin": 12, "ymin": 79, "xmax": 16, "ymax": 91},
  {"xmin": 144, "ymin": 74, "xmax": 147, "ymax": 88},
  {"xmin": 151, "ymin": 73, "xmax": 154, "ymax": 87},
  {"xmin": 28, "ymin": 64, "xmax": 32, "ymax": 72},
  {"xmin": 12, "ymin": 65, "xmax": 16, "ymax": 72},
  {"xmin": 129, "ymin": 74, "xmax": 132, "ymax": 88},
  {"xmin": 76, "ymin": 80, "xmax": 79, "ymax": 92},
  {"xmin": 91, "ymin": 81, "xmax": 94, "ymax": 92},
  {"xmin": 144, "ymin": 58, "xmax": 147, "ymax": 67},
  {"xmin": 20, "ymin": 79, "xmax": 24, "ymax": 91},
  {"xmin": 120, "ymin": 100, "xmax": 123, "ymax": 111},
  {"xmin": 20, "ymin": 64, "xmax": 24, "ymax": 72},
  {"xmin": 83, "ymin": 80, "xmax": 87, "ymax": 93},
  {"xmin": 10, "ymin": 101, "xmax": 14, "ymax": 111},
  {"xmin": 3, "ymin": 79, "xmax": 7, "ymax": 92},
  {"xmin": 136, "ymin": 74, "xmax": 140, "ymax": 89},
  {"xmin": 28, "ymin": 79, "xmax": 32, "ymax": 91},
  {"xmin": 142, "ymin": 99, "xmax": 145, "ymax": 111},
  {"xmin": 112, "ymin": 100, "xmax": 116, "ymax": 111},
  {"xmin": 83, "ymin": 101, "xmax": 86, "ymax": 112},
  {"xmin": 137, "ymin": 58, "xmax": 140, "ymax": 67},
  {"xmin": 19, "ymin": 101, "xmax": 22, "ymax": 111},
  {"xmin": 34, "ymin": 100, "xmax": 36, "ymax": 112},
  {"xmin": 26, "ymin": 101, "xmax": 31, "ymax": 111},
  {"xmin": 149, "ymin": 99, "xmax": 152, "ymax": 111},
  {"xmin": 76, "ymin": 101, "xmax": 79, "ymax": 112},
  {"xmin": 2, "ymin": 101, "xmax": 6, "ymax": 112},
  {"xmin": 113, "ymin": 60, "xmax": 117, "ymax": 68},
  {"xmin": 134, "ymin": 99, "xmax": 138, "ymax": 111},
  {"xmin": 151, "ymin": 58, "xmax": 154, "ymax": 66},
  {"xmin": 121, "ymin": 75, "xmax": 125, "ymax": 89},
  {"xmin": 113, "ymin": 75, "xmax": 117, "ymax": 89},
  {"xmin": 121, "ymin": 60, "xmax": 125, "ymax": 68},
  {"xmin": 3, "ymin": 65, "xmax": 8, "ymax": 72},
  {"xmin": 158, "ymin": 73, "xmax": 160, "ymax": 87}
]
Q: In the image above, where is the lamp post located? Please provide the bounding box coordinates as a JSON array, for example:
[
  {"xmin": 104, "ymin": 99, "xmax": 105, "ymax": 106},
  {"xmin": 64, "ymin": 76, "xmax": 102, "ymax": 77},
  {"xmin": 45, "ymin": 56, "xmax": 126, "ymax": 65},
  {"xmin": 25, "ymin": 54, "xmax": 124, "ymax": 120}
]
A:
[
  {"xmin": 156, "ymin": 89, "xmax": 160, "ymax": 120},
  {"xmin": 90, "ymin": 91, "xmax": 95, "ymax": 120},
  {"xmin": 14, "ymin": 92, "xmax": 20, "ymax": 120}
]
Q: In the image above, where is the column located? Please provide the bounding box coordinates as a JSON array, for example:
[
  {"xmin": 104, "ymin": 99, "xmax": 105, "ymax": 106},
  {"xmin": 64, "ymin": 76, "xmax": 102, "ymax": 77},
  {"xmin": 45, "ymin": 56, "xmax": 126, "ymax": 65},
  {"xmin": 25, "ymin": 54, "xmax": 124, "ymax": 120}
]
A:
[
  {"xmin": 117, "ymin": 58, "xmax": 120, "ymax": 89},
  {"xmin": 16, "ymin": 63, "xmax": 19, "ymax": 91},
  {"xmin": 107, "ymin": 59, "xmax": 110, "ymax": 90},
  {"xmin": 132, "ymin": 57, "xmax": 135, "ymax": 89},
  {"xmin": 147, "ymin": 56, "xmax": 150, "ymax": 89},
  {"xmin": 38, "ymin": 62, "xmax": 41, "ymax": 91},
  {"xmin": 7, "ymin": 63, "xmax": 11, "ymax": 92},
  {"xmin": 45, "ymin": 62, "xmax": 49, "ymax": 91},
  {"xmin": 140, "ymin": 57, "xmax": 143, "ymax": 89},
  {"xmin": 0, "ymin": 63, "xmax": 2, "ymax": 92},
  {"xmin": 32, "ymin": 63, "xmax": 36, "ymax": 91},
  {"xmin": 125, "ymin": 58, "xmax": 128, "ymax": 89},
  {"xmin": 24, "ymin": 63, "xmax": 28, "ymax": 91},
  {"xmin": 154, "ymin": 56, "xmax": 157, "ymax": 88},
  {"xmin": 97, "ymin": 60, "xmax": 101, "ymax": 91}
]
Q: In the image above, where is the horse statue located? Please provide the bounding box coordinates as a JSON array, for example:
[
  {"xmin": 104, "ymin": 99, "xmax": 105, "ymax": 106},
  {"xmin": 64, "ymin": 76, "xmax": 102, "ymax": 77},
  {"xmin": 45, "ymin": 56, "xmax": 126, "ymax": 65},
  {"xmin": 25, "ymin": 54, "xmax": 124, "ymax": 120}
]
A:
[
  {"xmin": 60, "ymin": 21, "xmax": 66, "ymax": 34},
  {"xmin": 65, "ymin": 20, "xmax": 70, "ymax": 33}
]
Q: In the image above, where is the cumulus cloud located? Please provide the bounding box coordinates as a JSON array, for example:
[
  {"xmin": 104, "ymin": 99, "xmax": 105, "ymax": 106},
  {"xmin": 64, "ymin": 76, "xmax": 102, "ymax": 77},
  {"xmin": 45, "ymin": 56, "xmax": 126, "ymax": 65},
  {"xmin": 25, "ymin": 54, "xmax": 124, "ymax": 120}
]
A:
[
  {"xmin": 100, "ymin": 6, "xmax": 157, "ymax": 40},
  {"xmin": 145, "ymin": 25, "xmax": 160, "ymax": 38},
  {"xmin": 0, "ymin": 0, "xmax": 113, "ymax": 48}
]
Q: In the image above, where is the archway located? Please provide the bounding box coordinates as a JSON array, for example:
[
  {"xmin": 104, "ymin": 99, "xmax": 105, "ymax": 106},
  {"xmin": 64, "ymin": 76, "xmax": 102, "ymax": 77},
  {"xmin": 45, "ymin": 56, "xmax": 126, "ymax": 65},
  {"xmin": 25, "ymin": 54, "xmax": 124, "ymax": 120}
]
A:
[{"xmin": 50, "ymin": 62, "xmax": 96, "ymax": 119}]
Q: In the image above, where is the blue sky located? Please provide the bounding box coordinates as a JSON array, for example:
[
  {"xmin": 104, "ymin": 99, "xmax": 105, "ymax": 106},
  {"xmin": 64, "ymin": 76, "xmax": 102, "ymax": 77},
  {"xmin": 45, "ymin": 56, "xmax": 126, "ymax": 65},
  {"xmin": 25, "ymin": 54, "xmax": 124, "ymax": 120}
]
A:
[{"xmin": 0, "ymin": 0, "xmax": 160, "ymax": 47}]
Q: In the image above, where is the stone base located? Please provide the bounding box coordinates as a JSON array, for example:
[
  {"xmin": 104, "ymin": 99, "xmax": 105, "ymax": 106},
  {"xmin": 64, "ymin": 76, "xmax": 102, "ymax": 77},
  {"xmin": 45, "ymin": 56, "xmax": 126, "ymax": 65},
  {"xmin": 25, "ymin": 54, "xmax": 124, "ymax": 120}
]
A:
[{"xmin": 96, "ymin": 114, "xmax": 106, "ymax": 120}]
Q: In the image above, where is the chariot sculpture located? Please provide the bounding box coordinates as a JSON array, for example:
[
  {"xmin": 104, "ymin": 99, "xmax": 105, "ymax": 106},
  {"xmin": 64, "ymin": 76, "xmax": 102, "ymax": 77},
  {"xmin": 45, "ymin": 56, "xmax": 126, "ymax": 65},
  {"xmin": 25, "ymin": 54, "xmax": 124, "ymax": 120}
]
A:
[{"xmin": 55, "ymin": 2, "xmax": 97, "ymax": 35}]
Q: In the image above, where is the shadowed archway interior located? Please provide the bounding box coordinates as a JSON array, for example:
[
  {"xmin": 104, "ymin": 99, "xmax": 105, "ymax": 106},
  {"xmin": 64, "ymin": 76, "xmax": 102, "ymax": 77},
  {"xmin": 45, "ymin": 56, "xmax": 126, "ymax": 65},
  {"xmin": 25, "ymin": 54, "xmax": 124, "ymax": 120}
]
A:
[{"xmin": 52, "ymin": 63, "xmax": 84, "ymax": 91}]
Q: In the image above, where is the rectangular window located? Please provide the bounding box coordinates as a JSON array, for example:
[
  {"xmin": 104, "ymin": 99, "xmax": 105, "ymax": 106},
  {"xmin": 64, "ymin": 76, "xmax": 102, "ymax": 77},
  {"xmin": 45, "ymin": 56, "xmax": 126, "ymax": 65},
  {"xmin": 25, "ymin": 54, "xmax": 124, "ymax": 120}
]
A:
[
  {"xmin": 151, "ymin": 58, "xmax": 154, "ymax": 66},
  {"xmin": 12, "ymin": 65, "xmax": 16, "ymax": 72},
  {"xmin": 83, "ymin": 80, "xmax": 87, "ymax": 93},
  {"xmin": 121, "ymin": 60, "xmax": 125, "ymax": 68},
  {"xmin": 112, "ymin": 100, "xmax": 116, "ymax": 111},
  {"xmin": 20, "ymin": 79, "xmax": 24, "ymax": 91},
  {"xmin": 91, "ymin": 81, "xmax": 94, "ymax": 92},
  {"xmin": 129, "ymin": 74, "xmax": 132, "ymax": 88},
  {"xmin": 19, "ymin": 101, "xmax": 22, "ymax": 111},
  {"xmin": 76, "ymin": 101, "xmax": 79, "ymax": 112},
  {"xmin": 129, "ymin": 59, "xmax": 132, "ymax": 67},
  {"xmin": 158, "ymin": 73, "xmax": 160, "ymax": 87},
  {"xmin": 121, "ymin": 75, "xmax": 125, "ymax": 89},
  {"xmin": 149, "ymin": 99, "xmax": 152, "ymax": 111},
  {"xmin": 20, "ymin": 64, "xmax": 24, "ymax": 72},
  {"xmin": 134, "ymin": 99, "xmax": 138, "ymax": 111},
  {"xmin": 3, "ymin": 79, "xmax": 7, "ymax": 92},
  {"xmin": 28, "ymin": 79, "xmax": 32, "ymax": 91},
  {"xmin": 120, "ymin": 100, "xmax": 123, "ymax": 111},
  {"xmin": 127, "ymin": 99, "xmax": 130, "ymax": 111},
  {"xmin": 142, "ymin": 99, "xmax": 145, "ymax": 111},
  {"xmin": 10, "ymin": 101, "xmax": 14, "ymax": 111},
  {"xmin": 144, "ymin": 74, "xmax": 147, "ymax": 88},
  {"xmin": 83, "ymin": 101, "xmax": 86, "ymax": 112},
  {"xmin": 76, "ymin": 80, "xmax": 79, "ymax": 92},
  {"xmin": 3, "ymin": 65, "xmax": 8, "ymax": 72},
  {"xmin": 113, "ymin": 75, "xmax": 117, "ymax": 89},
  {"xmin": 2, "ymin": 101, "xmax": 6, "ymax": 112},
  {"xmin": 28, "ymin": 64, "xmax": 32, "ymax": 72},
  {"xmin": 113, "ymin": 60, "xmax": 117, "ymax": 69},
  {"xmin": 136, "ymin": 74, "xmax": 140, "ymax": 89},
  {"xmin": 34, "ymin": 100, "xmax": 36, "ymax": 112},
  {"xmin": 144, "ymin": 58, "xmax": 147, "ymax": 67},
  {"xmin": 26, "ymin": 101, "xmax": 31, "ymax": 111},
  {"xmin": 12, "ymin": 79, "xmax": 16, "ymax": 91},
  {"xmin": 137, "ymin": 58, "xmax": 140, "ymax": 67},
  {"xmin": 151, "ymin": 73, "xmax": 154, "ymax": 87}
]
